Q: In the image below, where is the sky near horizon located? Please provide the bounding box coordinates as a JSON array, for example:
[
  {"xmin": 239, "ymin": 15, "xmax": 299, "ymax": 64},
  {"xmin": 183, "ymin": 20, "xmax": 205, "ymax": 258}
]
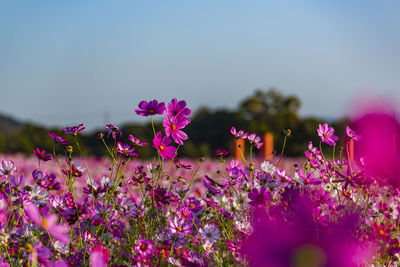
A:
[{"xmin": 1, "ymin": 1, "xmax": 399, "ymax": 130}]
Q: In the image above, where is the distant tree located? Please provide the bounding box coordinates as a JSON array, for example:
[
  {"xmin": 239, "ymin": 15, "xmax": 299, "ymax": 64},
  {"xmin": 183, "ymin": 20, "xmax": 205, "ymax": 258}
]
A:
[{"xmin": 238, "ymin": 88, "xmax": 301, "ymax": 134}]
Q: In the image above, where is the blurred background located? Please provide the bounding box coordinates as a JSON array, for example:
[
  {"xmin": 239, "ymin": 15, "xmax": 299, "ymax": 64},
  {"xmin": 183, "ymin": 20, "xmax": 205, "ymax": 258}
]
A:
[{"xmin": 0, "ymin": 1, "xmax": 399, "ymax": 157}]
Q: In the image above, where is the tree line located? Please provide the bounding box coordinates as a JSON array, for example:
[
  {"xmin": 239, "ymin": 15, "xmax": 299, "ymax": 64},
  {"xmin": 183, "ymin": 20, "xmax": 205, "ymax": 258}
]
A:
[{"xmin": 0, "ymin": 89, "xmax": 348, "ymax": 158}]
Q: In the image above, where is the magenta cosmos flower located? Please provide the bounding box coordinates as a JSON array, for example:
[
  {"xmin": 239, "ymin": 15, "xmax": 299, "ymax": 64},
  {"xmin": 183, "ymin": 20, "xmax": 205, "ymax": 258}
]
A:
[
  {"xmin": 135, "ymin": 239, "xmax": 155, "ymax": 259},
  {"xmin": 164, "ymin": 98, "xmax": 191, "ymax": 120},
  {"xmin": 163, "ymin": 116, "xmax": 189, "ymax": 145},
  {"xmin": 25, "ymin": 203, "xmax": 70, "ymax": 244},
  {"xmin": 169, "ymin": 217, "xmax": 192, "ymax": 236},
  {"xmin": 33, "ymin": 148, "xmax": 51, "ymax": 162},
  {"xmin": 116, "ymin": 142, "xmax": 138, "ymax": 157},
  {"xmin": 62, "ymin": 123, "xmax": 85, "ymax": 135},
  {"xmin": 128, "ymin": 134, "xmax": 147, "ymax": 147},
  {"xmin": 135, "ymin": 100, "xmax": 166, "ymax": 116},
  {"xmin": 345, "ymin": 126, "xmax": 361, "ymax": 141},
  {"xmin": 248, "ymin": 187, "xmax": 271, "ymax": 207},
  {"xmin": 153, "ymin": 131, "xmax": 177, "ymax": 159},
  {"xmin": 317, "ymin": 123, "xmax": 339, "ymax": 146},
  {"xmin": 48, "ymin": 131, "xmax": 68, "ymax": 145}
]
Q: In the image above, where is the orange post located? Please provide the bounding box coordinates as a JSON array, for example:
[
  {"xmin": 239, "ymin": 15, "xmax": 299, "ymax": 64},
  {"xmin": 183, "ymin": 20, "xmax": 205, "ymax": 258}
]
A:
[
  {"xmin": 264, "ymin": 132, "xmax": 274, "ymax": 160},
  {"xmin": 234, "ymin": 138, "xmax": 245, "ymax": 163},
  {"xmin": 347, "ymin": 139, "xmax": 354, "ymax": 163}
]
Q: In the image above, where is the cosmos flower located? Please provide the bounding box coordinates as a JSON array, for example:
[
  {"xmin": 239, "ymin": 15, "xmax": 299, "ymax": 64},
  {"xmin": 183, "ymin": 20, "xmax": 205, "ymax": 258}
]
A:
[
  {"xmin": 135, "ymin": 99, "xmax": 166, "ymax": 116},
  {"xmin": 135, "ymin": 239, "xmax": 155, "ymax": 259},
  {"xmin": 163, "ymin": 116, "xmax": 189, "ymax": 145},
  {"xmin": 231, "ymin": 126, "xmax": 249, "ymax": 139},
  {"xmin": 248, "ymin": 187, "xmax": 271, "ymax": 207},
  {"xmin": 199, "ymin": 224, "xmax": 220, "ymax": 243},
  {"xmin": 169, "ymin": 217, "xmax": 192, "ymax": 236},
  {"xmin": 25, "ymin": 203, "xmax": 70, "ymax": 244},
  {"xmin": 128, "ymin": 134, "xmax": 147, "ymax": 147},
  {"xmin": 0, "ymin": 160, "xmax": 16, "ymax": 177},
  {"xmin": 345, "ymin": 126, "xmax": 361, "ymax": 141},
  {"xmin": 62, "ymin": 124, "xmax": 85, "ymax": 135},
  {"xmin": 153, "ymin": 131, "xmax": 177, "ymax": 160},
  {"xmin": 105, "ymin": 124, "xmax": 121, "ymax": 139},
  {"xmin": 164, "ymin": 98, "xmax": 191, "ymax": 120},
  {"xmin": 33, "ymin": 148, "xmax": 51, "ymax": 162},
  {"xmin": 116, "ymin": 142, "xmax": 138, "ymax": 157},
  {"xmin": 48, "ymin": 132, "xmax": 68, "ymax": 145},
  {"xmin": 317, "ymin": 123, "xmax": 339, "ymax": 146}
]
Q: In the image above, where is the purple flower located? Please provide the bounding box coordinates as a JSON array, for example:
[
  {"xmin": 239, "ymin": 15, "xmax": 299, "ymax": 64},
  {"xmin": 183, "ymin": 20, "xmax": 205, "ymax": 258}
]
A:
[
  {"xmin": 185, "ymin": 197, "xmax": 204, "ymax": 213},
  {"xmin": 33, "ymin": 148, "xmax": 51, "ymax": 162},
  {"xmin": 62, "ymin": 123, "xmax": 85, "ymax": 135},
  {"xmin": 128, "ymin": 134, "xmax": 147, "ymax": 147},
  {"xmin": 105, "ymin": 124, "xmax": 121, "ymax": 139},
  {"xmin": 116, "ymin": 142, "xmax": 138, "ymax": 157},
  {"xmin": 247, "ymin": 133, "xmax": 264, "ymax": 149},
  {"xmin": 165, "ymin": 98, "xmax": 191, "ymax": 120},
  {"xmin": 346, "ymin": 126, "xmax": 361, "ymax": 141},
  {"xmin": 213, "ymin": 149, "xmax": 229, "ymax": 158},
  {"xmin": 163, "ymin": 116, "xmax": 189, "ymax": 145},
  {"xmin": 153, "ymin": 131, "xmax": 177, "ymax": 160},
  {"xmin": 231, "ymin": 126, "xmax": 248, "ymax": 139},
  {"xmin": 25, "ymin": 204, "xmax": 70, "ymax": 244},
  {"xmin": 135, "ymin": 99, "xmax": 166, "ymax": 116},
  {"xmin": 48, "ymin": 132, "xmax": 68, "ymax": 145},
  {"xmin": 297, "ymin": 169, "xmax": 321, "ymax": 185},
  {"xmin": 169, "ymin": 217, "xmax": 192, "ymax": 236},
  {"xmin": 243, "ymin": 194, "xmax": 375, "ymax": 267},
  {"xmin": 317, "ymin": 123, "xmax": 339, "ymax": 146},
  {"xmin": 248, "ymin": 187, "xmax": 271, "ymax": 207},
  {"xmin": 333, "ymin": 167, "xmax": 363, "ymax": 189},
  {"xmin": 135, "ymin": 239, "xmax": 154, "ymax": 259}
]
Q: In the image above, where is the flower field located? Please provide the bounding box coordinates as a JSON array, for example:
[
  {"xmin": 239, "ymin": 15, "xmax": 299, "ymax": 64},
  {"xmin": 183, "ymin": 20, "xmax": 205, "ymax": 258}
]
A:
[{"xmin": 1, "ymin": 98, "xmax": 400, "ymax": 267}]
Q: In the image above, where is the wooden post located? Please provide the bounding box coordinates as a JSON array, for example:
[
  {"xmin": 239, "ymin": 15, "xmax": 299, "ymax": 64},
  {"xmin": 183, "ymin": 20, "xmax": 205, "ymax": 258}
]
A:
[
  {"xmin": 234, "ymin": 138, "xmax": 245, "ymax": 163},
  {"xmin": 347, "ymin": 139, "xmax": 354, "ymax": 163},
  {"xmin": 264, "ymin": 132, "xmax": 274, "ymax": 160}
]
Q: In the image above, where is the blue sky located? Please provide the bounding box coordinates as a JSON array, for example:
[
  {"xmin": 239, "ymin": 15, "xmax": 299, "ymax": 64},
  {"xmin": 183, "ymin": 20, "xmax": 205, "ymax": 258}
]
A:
[{"xmin": 1, "ymin": 1, "xmax": 399, "ymax": 130}]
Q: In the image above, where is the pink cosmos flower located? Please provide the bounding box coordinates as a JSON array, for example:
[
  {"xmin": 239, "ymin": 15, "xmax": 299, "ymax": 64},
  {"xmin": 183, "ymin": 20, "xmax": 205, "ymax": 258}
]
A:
[
  {"xmin": 163, "ymin": 116, "xmax": 189, "ymax": 145},
  {"xmin": 25, "ymin": 203, "xmax": 70, "ymax": 244},
  {"xmin": 128, "ymin": 134, "xmax": 147, "ymax": 147},
  {"xmin": 105, "ymin": 124, "xmax": 121, "ymax": 139},
  {"xmin": 62, "ymin": 123, "xmax": 85, "ymax": 135},
  {"xmin": 164, "ymin": 98, "xmax": 191, "ymax": 120},
  {"xmin": 247, "ymin": 133, "xmax": 264, "ymax": 149},
  {"xmin": 33, "ymin": 148, "xmax": 51, "ymax": 162},
  {"xmin": 116, "ymin": 142, "xmax": 138, "ymax": 157},
  {"xmin": 89, "ymin": 244, "xmax": 110, "ymax": 266},
  {"xmin": 317, "ymin": 123, "xmax": 339, "ymax": 146},
  {"xmin": 297, "ymin": 169, "xmax": 321, "ymax": 185},
  {"xmin": 135, "ymin": 99, "xmax": 166, "ymax": 116},
  {"xmin": 352, "ymin": 112, "xmax": 400, "ymax": 187},
  {"xmin": 345, "ymin": 126, "xmax": 361, "ymax": 141},
  {"xmin": 153, "ymin": 131, "xmax": 177, "ymax": 160},
  {"xmin": 248, "ymin": 187, "xmax": 271, "ymax": 207},
  {"xmin": 48, "ymin": 132, "xmax": 68, "ymax": 145},
  {"xmin": 135, "ymin": 239, "xmax": 155, "ymax": 259},
  {"xmin": 169, "ymin": 217, "xmax": 192, "ymax": 236},
  {"xmin": 230, "ymin": 126, "xmax": 248, "ymax": 139}
]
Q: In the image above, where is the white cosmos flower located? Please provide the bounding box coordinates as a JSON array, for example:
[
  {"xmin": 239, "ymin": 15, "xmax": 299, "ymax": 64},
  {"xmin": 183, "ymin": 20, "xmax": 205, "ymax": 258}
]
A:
[
  {"xmin": 199, "ymin": 224, "xmax": 220, "ymax": 243},
  {"xmin": 261, "ymin": 161, "xmax": 276, "ymax": 175}
]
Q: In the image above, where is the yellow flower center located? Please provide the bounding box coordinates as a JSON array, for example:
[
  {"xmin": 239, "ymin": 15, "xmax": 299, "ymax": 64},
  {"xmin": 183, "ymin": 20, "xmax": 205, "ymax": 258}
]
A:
[
  {"xmin": 171, "ymin": 124, "xmax": 177, "ymax": 131},
  {"xmin": 42, "ymin": 218, "xmax": 49, "ymax": 230},
  {"xmin": 159, "ymin": 145, "xmax": 165, "ymax": 151}
]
